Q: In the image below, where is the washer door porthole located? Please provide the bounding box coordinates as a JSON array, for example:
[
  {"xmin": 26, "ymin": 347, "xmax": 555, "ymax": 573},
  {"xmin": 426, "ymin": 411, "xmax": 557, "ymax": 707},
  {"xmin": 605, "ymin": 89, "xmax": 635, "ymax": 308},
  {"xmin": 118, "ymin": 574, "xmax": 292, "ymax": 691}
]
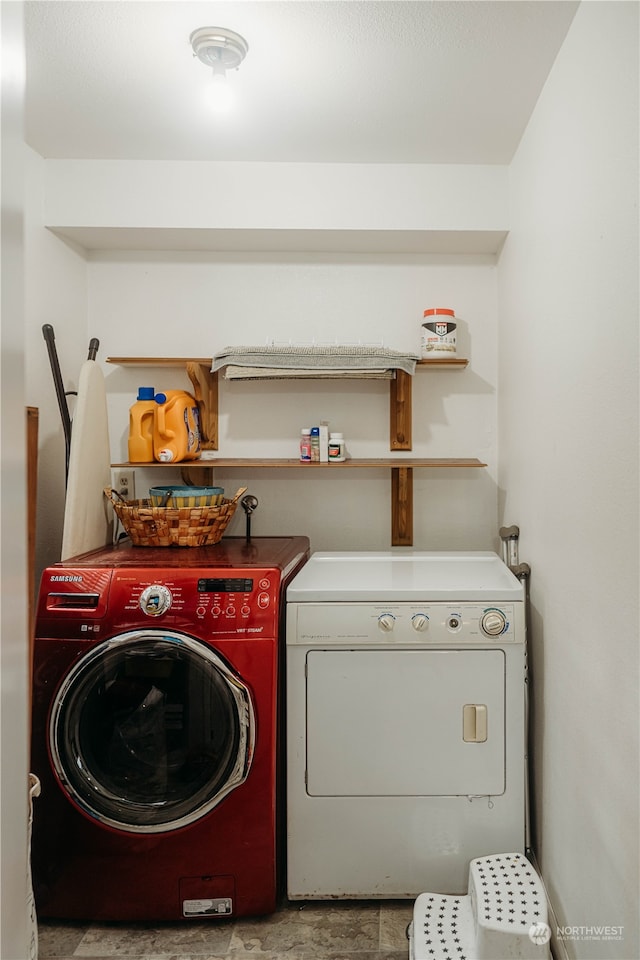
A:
[{"xmin": 49, "ymin": 630, "xmax": 255, "ymax": 834}]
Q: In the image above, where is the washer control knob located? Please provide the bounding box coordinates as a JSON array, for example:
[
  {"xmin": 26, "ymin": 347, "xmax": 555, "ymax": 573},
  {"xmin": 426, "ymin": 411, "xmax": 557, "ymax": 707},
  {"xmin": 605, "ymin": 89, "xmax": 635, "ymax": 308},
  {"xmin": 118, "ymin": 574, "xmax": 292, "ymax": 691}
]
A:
[
  {"xmin": 378, "ymin": 613, "xmax": 396, "ymax": 632},
  {"xmin": 139, "ymin": 585, "xmax": 172, "ymax": 617},
  {"xmin": 411, "ymin": 614, "xmax": 430, "ymax": 632},
  {"xmin": 481, "ymin": 609, "xmax": 507, "ymax": 636}
]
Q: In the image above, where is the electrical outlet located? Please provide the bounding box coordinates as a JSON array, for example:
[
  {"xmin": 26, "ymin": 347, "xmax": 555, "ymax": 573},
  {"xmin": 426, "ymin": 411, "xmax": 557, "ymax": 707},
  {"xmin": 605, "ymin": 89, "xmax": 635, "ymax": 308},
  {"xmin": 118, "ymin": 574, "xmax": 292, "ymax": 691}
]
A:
[{"xmin": 113, "ymin": 469, "xmax": 135, "ymax": 501}]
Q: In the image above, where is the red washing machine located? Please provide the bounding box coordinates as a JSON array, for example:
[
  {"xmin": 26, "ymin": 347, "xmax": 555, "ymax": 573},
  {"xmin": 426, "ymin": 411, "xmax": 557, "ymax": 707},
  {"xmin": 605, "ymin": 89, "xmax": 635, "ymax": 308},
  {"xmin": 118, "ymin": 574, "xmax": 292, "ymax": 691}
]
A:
[{"xmin": 31, "ymin": 536, "xmax": 309, "ymax": 922}]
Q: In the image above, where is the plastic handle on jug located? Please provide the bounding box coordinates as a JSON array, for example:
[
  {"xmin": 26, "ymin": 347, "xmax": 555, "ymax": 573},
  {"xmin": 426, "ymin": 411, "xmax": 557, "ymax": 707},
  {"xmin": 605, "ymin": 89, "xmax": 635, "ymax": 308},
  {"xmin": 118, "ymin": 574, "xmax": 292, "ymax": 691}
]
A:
[{"xmin": 155, "ymin": 398, "xmax": 175, "ymax": 440}]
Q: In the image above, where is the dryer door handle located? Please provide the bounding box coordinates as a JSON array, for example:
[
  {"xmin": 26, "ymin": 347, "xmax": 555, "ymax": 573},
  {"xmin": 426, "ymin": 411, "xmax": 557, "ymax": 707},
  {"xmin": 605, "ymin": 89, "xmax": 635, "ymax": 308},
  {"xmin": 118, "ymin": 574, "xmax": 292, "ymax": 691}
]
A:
[{"xmin": 462, "ymin": 704, "xmax": 488, "ymax": 742}]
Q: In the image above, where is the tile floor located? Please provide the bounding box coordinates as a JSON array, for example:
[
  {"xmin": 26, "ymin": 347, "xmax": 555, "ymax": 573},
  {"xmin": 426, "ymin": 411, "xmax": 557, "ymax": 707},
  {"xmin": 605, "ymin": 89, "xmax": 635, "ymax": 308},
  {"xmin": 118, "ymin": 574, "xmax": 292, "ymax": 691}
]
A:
[{"xmin": 38, "ymin": 899, "xmax": 413, "ymax": 960}]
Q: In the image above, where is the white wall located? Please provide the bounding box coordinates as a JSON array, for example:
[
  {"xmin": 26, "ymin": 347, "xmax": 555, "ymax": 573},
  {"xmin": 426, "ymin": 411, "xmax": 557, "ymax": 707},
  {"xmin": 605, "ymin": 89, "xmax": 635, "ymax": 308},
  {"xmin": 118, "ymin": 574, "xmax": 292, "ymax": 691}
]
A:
[
  {"xmin": 0, "ymin": 4, "xmax": 29, "ymax": 958},
  {"xmin": 45, "ymin": 160, "xmax": 509, "ymax": 233},
  {"xmin": 90, "ymin": 250, "xmax": 500, "ymax": 551},
  {"xmin": 1, "ymin": 79, "xmax": 88, "ymax": 960},
  {"xmin": 24, "ymin": 147, "xmax": 89, "ymax": 582},
  {"xmin": 497, "ymin": 3, "xmax": 639, "ymax": 958}
]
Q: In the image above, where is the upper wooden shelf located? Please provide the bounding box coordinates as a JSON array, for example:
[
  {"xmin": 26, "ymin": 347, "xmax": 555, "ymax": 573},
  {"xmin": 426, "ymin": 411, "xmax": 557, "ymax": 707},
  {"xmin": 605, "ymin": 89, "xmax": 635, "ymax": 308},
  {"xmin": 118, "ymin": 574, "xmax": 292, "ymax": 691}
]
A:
[
  {"xmin": 107, "ymin": 356, "xmax": 468, "ymax": 367},
  {"xmin": 416, "ymin": 357, "xmax": 468, "ymax": 367},
  {"xmin": 107, "ymin": 357, "xmax": 213, "ymax": 365},
  {"xmin": 106, "ymin": 356, "xmax": 468, "ymax": 452}
]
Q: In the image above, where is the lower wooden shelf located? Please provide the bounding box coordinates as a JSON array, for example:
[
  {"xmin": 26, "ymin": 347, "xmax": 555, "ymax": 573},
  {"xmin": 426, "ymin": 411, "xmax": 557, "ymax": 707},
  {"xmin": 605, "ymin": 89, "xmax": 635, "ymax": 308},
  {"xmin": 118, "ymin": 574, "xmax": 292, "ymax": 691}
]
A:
[
  {"xmin": 110, "ymin": 458, "xmax": 486, "ymax": 546},
  {"xmin": 112, "ymin": 458, "xmax": 484, "ymax": 469}
]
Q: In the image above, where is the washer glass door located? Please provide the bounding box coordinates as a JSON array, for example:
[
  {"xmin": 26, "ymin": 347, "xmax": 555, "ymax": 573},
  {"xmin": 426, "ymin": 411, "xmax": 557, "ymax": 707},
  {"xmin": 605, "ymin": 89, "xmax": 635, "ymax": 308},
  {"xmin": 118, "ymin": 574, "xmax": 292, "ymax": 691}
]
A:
[{"xmin": 49, "ymin": 630, "xmax": 255, "ymax": 833}]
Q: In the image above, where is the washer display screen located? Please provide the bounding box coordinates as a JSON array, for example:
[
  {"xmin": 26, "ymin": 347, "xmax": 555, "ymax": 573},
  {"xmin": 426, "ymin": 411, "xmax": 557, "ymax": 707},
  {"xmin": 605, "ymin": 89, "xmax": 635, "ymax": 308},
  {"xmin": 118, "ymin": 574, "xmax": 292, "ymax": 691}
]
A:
[{"xmin": 197, "ymin": 578, "xmax": 254, "ymax": 593}]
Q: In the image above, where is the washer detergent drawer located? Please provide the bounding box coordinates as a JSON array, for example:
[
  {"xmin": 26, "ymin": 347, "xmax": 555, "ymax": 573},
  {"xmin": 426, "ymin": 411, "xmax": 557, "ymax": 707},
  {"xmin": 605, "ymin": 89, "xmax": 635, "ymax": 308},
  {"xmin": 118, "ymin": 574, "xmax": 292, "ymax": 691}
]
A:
[{"xmin": 305, "ymin": 649, "xmax": 505, "ymax": 797}]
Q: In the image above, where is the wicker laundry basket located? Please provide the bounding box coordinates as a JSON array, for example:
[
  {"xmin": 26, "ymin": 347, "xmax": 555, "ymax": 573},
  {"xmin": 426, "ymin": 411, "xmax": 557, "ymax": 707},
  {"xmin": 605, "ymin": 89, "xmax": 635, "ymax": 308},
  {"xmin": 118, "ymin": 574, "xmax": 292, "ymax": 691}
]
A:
[{"xmin": 104, "ymin": 486, "xmax": 247, "ymax": 547}]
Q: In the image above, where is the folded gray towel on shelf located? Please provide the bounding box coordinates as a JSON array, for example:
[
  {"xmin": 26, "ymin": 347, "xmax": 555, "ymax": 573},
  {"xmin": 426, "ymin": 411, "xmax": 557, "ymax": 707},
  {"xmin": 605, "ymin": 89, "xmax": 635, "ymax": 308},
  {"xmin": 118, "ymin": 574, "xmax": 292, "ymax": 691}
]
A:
[
  {"xmin": 222, "ymin": 365, "xmax": 394, "ymax": 380},
  {"xmin": 212, "ymin": 344, "xmax": 418, "ymax": 376}
]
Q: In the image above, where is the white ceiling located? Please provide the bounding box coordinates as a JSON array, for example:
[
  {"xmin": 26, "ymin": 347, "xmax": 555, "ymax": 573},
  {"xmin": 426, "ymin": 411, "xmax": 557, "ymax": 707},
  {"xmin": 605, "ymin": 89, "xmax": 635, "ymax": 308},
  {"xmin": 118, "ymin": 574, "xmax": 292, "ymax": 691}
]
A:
[{"xmin": 24, "ymin": 1, "xmax": 579, "ymax": 165}]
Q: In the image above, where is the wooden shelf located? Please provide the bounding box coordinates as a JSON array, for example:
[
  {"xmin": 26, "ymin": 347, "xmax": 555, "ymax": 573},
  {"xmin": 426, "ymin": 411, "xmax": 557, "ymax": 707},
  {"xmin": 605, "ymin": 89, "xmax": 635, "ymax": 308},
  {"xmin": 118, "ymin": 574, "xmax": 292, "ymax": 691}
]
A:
[
  {"xmin": 108, "ymin": 357, "xmax": 213, "ymax": 365},
  {"xmin": 108, "ymin": 356, "xmax": 468, "ymax": 368},
  {"xmin": 107, "ymin": 356, "xmax": 477, "ymax": 545},
  {"xmin": 416, "ymin": 357, "xmax": 469, "ymax": 367},
  {"xmin": 112, "ymin": 458, "xmax": 485, "ymax": 469}
]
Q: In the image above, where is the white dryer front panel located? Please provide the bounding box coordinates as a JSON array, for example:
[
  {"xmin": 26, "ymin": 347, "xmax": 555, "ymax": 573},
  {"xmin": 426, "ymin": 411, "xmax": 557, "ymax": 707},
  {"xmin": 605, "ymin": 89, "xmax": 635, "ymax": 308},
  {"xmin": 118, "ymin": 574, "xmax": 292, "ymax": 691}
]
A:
[
  {"xmin": 286, "ymin": 590, "xmax": 526, "ymax": 899},
  {"xmin": 305, "ymin": 649, "xmax": 505, "ymax": 797}
]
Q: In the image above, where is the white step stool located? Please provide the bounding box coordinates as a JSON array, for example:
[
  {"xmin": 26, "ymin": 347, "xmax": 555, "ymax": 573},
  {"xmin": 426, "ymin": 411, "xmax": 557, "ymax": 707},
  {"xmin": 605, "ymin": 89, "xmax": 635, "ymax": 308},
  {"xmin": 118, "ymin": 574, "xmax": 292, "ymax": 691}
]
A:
[{"xmin": 408, "ymin": 853, "xmax": 551, "ymax": 960}]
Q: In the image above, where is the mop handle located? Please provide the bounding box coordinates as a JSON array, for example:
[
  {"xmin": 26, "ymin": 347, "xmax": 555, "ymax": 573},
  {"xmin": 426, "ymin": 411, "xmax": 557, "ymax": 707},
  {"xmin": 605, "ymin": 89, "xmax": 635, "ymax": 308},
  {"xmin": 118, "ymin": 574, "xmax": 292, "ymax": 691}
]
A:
[{"xmin": 42, "ymin": 324, "xmax": 72, "ymax": 479}]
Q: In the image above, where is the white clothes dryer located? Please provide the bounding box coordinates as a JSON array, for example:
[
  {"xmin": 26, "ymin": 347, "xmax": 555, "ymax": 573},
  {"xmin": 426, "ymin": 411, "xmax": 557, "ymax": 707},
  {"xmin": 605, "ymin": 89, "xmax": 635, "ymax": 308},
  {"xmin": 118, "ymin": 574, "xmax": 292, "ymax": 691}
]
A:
[{"xmin": 285, "ymin": 551, "xmax": 527, "ymax": 899}]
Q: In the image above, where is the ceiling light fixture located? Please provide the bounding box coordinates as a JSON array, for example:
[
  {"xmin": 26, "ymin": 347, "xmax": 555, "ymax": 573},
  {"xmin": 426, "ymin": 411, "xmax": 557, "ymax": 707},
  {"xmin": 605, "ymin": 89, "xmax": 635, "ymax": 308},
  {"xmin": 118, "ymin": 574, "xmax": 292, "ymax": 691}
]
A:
[{"xmin": 190, "ymin": 26, "xmax": 248, "ymax": 113}]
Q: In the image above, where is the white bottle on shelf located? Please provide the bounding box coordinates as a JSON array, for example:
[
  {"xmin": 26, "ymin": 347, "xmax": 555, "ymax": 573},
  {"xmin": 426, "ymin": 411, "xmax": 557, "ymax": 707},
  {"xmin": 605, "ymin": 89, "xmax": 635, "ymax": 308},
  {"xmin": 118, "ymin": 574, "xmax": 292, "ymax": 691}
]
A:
[{"xmin": 328, "ymin": 433, "xmax": 346, "ymax": 462}]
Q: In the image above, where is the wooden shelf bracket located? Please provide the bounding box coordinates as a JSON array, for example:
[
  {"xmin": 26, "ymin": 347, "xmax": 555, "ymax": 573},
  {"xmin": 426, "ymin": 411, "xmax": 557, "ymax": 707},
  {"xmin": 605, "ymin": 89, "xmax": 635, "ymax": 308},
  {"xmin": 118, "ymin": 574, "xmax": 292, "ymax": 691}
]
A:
[
  {"xmin": 390, "ymin": 369, "xmax": 412, "ymax": 450},
  {"xmin": 391, "ymin": 465, "xmax": 413, "ymax": 546},
  {"xmin": 186, "ymin": 362, "xmax": 218, "ymax": 449}
]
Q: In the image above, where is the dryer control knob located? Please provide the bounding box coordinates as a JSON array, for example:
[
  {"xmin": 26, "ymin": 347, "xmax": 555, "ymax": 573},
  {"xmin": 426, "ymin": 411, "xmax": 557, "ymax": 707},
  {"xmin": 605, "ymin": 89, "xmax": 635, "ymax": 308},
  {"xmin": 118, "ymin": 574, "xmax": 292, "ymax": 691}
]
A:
[
  {"xmin": 481, "ymin": 609, "xmax": 507, "ymax": 636},
  {"xmin": 378, "ymin": 613, "xmax": 396, "ymax": 632},
  {"xmin": 139, "ymin": 585, "xmax": 172, "ymax": 617},
  {"xmin": 411, "ymin": 614, "xmax": 430, "ymax": 632}
]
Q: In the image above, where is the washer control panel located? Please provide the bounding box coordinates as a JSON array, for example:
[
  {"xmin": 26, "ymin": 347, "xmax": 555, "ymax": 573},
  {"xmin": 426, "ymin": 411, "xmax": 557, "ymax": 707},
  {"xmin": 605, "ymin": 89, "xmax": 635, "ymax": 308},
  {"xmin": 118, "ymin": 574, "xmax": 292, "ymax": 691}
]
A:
[
  {"xmin": 37, "ymin": 566, "xmax": 282, "ymax": 639},
  {"xmin": 116, "ymin": 570, "xmax": 279, "ymax": 636},
  {"xmin": 293, "ymin": 602, "xmax": 522, "ymax": 645}
]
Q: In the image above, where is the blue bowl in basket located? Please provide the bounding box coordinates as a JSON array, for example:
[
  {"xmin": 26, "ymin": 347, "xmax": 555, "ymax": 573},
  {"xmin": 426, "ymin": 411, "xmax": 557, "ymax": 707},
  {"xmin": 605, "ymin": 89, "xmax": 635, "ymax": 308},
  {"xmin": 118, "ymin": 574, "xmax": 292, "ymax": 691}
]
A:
[{"xmin": 149, "ymin": 485, "xmax": 225, "ymax": 508}]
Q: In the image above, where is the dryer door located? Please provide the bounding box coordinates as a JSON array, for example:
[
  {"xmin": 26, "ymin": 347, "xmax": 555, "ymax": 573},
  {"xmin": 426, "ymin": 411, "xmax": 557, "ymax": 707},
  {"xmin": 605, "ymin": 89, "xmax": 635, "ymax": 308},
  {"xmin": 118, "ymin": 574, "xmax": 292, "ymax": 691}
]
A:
[
  {"xmin": 49, "ymin": 630, "xmax": 255, "ymax": 833},
  {"xmin": 305, "ymin": 649, "xmax": 505, "ymax": 797}
]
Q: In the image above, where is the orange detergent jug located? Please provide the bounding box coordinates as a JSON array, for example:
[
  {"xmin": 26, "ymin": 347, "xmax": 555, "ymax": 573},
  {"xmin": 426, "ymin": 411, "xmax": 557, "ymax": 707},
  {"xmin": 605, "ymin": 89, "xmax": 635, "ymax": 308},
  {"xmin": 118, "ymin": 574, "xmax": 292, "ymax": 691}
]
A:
[
  {"xmin": 128, "ymin": 387, "xmax": 161, "ymax": 463},
  {"xmin": 153, "ymin": 390, "xmax": 201, "ymax": 463}
]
